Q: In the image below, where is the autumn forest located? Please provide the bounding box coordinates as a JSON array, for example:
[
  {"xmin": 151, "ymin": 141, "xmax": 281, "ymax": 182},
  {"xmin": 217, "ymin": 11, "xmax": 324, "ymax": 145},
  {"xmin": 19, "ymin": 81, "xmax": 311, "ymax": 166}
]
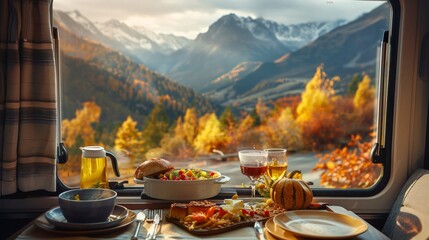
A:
[{"xmin": 58, "ymin": 65, "xmax": 381, "ymax": 188}]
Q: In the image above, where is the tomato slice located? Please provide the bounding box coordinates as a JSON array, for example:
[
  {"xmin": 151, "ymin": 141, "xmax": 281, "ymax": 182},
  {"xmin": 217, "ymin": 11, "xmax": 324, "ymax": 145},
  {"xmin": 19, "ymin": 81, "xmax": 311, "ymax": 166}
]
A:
[
  {"xmin": 206, "ymin": 206, "xmax": 217, "ymax": 218},
  {"xmin": 218, "ymin": 208, "xmax": 228, "ymax": 218}
]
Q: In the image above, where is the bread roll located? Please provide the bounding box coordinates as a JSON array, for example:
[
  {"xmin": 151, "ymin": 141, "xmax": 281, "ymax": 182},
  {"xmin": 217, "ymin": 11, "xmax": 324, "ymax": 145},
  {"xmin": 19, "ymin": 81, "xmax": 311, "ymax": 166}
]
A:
[{"xmin": 134, "ymin": 158, "xmax": 174, "ymax": 179}]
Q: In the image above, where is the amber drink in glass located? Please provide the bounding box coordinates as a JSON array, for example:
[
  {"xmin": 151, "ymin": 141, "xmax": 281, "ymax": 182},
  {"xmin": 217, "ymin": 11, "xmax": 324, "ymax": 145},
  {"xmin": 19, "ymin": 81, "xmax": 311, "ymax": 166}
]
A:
[{"xmin": 265, "ymin": 148, "xmax": 288, "ymax": 181}]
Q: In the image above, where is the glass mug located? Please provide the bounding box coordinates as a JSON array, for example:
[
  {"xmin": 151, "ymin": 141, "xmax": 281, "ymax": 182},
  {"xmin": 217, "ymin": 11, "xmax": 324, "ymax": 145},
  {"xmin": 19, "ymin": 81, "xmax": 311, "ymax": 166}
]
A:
[{"xmin": 80, "ymin": 146, "xmax": 120, "ymax": 189}]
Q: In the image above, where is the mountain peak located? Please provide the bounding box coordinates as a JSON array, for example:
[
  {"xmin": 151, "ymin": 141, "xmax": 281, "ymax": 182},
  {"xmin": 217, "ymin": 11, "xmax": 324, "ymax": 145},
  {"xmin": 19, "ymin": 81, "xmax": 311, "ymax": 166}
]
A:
[
  {"xmin": 66, "ymin": 10, "xmax": 92, "ymax": 24},
  {"xmin": 105, "ymin": 19, "xmax": 126, "ymax": 27},
  {"xmin": 220, "ymin": 13, "xmax": 240, "ymax": 21},
  {"xmin": 67, "ymin": 10, "xmax": 84, "ymax": 18},
  {"xmin": 213, "ymin": 13, "xmax": 244, "ymax": 28}
]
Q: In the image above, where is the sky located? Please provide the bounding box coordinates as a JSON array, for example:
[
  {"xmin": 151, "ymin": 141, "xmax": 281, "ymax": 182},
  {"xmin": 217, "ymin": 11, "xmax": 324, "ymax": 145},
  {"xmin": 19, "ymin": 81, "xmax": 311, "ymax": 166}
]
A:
[{"xmin": 53, "ymin": 0, "xmax": 385, "ymax": 39}]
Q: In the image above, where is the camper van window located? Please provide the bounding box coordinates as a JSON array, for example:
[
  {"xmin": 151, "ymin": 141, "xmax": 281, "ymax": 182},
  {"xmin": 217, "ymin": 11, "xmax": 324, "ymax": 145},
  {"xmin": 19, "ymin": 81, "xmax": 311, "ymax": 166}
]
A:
[{"xmin": 52, "ymin": 0, "xmax": 395, "ymax": 194}]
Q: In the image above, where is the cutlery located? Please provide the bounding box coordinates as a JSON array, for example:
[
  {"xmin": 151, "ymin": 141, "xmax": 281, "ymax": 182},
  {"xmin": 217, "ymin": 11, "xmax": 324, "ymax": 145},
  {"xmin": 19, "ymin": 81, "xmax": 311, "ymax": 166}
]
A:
[
  {"xmin": 131, "ymin": 211, "xmax": 147, "ymax": 240},
  {"xmin": 146, "ymin": 211, "xmax": 161, "ymax": 240},
  {"xmin": 254, "ymin": 221, "xmax": 266, "ymax": 240}
]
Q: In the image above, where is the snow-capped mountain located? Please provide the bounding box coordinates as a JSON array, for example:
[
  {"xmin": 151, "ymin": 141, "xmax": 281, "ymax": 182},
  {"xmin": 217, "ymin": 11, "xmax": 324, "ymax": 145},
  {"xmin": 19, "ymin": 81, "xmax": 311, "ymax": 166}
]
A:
[
  {"xmin": 133, "ymin": 26, "xmax": 190, "ymax": 54},
  {"xmin": 54, "ymin": 10, "xmax": 106, "ymax": 43},
  {"xmin": 53, "ymin": 10, "xmax": 191, "ymax": 66},
  {"xmin": 256, "ymin": 18, "xmax": 347, "ymax": 51},
  {"xmin": 206, "ymin": 4, "xmax": 390, "ymax": 109},
  {"xmin": 54, "ymin": 10, "xmax": 347, "ymax": 91},
  {"xmin": 163, "ymin": 13, "xmax": 346, "ymax": 91}
]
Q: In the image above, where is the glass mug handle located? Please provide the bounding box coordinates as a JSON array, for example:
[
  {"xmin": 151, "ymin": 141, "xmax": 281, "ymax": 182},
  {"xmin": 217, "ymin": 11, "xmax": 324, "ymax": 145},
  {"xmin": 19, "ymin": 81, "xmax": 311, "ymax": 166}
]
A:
[{"xmin": 106, "ymin": 151, "xmax": 121, "ymax": 177}]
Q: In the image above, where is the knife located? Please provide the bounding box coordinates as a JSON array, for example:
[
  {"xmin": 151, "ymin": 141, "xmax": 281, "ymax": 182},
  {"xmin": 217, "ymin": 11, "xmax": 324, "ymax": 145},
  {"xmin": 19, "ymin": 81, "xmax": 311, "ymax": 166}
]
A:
[
  {"xmin": 254, "ymin": 221, "xmax": 266, "ymax": 240},
  {"xmin": 131, "ymin": 211, "xmax": 146, "ymax": 240},
  {"xmin": 146, "ymin": 213, "xmax": 160, "ymax": 240}
]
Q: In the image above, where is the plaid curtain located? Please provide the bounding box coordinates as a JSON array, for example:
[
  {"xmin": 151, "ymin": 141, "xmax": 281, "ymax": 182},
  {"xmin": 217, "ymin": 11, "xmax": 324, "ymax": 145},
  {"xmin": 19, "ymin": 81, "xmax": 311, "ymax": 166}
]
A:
[{"xmin": 0, "ymin": 0, "xmax": 56, "ymax": 196}]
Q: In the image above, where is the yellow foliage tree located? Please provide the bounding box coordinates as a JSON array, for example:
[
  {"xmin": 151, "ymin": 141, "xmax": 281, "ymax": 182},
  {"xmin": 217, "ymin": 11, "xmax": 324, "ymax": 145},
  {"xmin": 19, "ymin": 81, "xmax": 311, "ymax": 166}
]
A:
[
  {"xmin": 175, "ymin": 108, "xmax": 198, "ymax": 145},
  {"xmin": 62, "ymin": 101, "xmax": 101, "ymax": 148},
  {"xmin": 296, "ymin": 65, "xmax": 341, "ymax": 149},
  {"xmin": 158, "ymin": 108, "xmax": 199, "ymax": 160},
  {"xmin": 353, "ymin": 75, "xmax": 375, "ymax": 109},
  {"xmin": 114, "ymin": 116, "xmax": 145, "ymax": 167},
  {"xmin": 351, "ymin": 75, "xmax": 376, "ymax": 135},
  {"xmin": 236, "ymin": 115, "xmax": 254, "ymax": 142},
  {"xmin": 193, "ymin": 113, "xmax": 228, "ymax": 154}
]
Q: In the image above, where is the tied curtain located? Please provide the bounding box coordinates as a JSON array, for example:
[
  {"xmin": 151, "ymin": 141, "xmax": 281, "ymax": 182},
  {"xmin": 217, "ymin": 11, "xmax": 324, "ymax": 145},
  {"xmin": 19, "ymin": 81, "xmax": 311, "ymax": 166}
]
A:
[{"xmin": 0, "ymin": 0, "xmax": 57, "ymax": 196}]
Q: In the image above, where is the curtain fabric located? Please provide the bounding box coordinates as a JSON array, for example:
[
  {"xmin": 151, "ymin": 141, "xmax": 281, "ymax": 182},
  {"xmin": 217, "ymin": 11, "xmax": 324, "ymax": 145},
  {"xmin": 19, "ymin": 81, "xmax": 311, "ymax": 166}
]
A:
[{"xmin": 0, "ymin": 0, "xmax": 56, "ymax": 196}]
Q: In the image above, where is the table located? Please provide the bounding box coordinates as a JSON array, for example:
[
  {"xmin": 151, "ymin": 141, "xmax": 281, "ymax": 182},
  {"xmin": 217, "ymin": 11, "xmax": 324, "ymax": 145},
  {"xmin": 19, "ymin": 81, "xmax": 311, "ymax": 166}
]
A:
[{"xmin": 11, "ymin": 205, "xmax": 388, "ymax": 240}]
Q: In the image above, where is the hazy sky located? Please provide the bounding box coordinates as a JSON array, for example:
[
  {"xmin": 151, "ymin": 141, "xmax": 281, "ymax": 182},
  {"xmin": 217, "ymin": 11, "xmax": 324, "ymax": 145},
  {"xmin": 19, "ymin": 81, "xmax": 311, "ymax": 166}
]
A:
[{"xmin": 54, "ymin": 0, "xmax": 384, "ymax": 39}]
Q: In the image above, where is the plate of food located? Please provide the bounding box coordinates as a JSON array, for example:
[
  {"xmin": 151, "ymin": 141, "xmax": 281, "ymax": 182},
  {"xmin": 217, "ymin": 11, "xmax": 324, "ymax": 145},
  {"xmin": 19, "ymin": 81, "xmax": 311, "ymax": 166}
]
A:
[{"xmin": 165, "ymin": 197, "xmax": 286, "ymax": 235}]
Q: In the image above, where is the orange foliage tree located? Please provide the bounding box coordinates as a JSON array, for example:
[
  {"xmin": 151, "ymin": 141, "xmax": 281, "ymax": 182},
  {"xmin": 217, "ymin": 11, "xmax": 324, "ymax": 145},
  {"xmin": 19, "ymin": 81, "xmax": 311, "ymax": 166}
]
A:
[
  {"xmin": 261, "ymin": 107, "xmax": 302, "ymax": 150},
  {"xmin": 312, "ymin": 134, "xmax": 382, "ymax": 188},
  {"xmin": 62, "ymin": 101, "xmax": 101, "ymax": 148},
  {"xmin": 60, "ymin": 101, "xmax": 101, "ymax": 184}
]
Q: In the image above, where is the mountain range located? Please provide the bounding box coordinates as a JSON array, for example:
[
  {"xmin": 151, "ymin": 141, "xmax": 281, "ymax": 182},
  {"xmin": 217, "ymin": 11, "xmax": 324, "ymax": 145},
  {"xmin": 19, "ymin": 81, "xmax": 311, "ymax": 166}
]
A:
[
  {"xmin": 161, "ymin": 14, "xmax": 346, "ymax": 91},
  {"xmin": 205, "ymin": 4, "xmax": 389, "ymax": 109},
  {"xmin": 53, "ymin": 4, "xmax": 388, "ymax": 114},
  {"xmin": 54, "ymin": 10, "xmax": 346, "ymax": 91},
  {"xmin": 53, "ymin": 10, "xmax": 191, "ymax": 69}
]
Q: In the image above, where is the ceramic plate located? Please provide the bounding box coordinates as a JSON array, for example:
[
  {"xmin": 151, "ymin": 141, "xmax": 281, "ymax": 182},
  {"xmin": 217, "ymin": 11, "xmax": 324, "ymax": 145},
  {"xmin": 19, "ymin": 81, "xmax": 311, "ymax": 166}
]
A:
[
  {"xmin": 35, "ymin": 209, "xmax": 136, "ymax": 235},
  {"xmin": 44, "ymin": 205, "xmax": 128, "ymax": 230},
  {"xmin": 273, "ymin": 210, "xmax": 368, "ymax": 239},
  {"xmin": 265, "ymin": 218, "xmax": 299, "ymax": 240}
]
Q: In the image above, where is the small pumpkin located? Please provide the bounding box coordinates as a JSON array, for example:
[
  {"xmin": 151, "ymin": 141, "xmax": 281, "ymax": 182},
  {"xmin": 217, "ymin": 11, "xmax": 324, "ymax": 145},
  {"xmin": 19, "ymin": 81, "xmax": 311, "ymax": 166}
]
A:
[{"xmin": 270, "ymin": 178, "xmax": 313, "ymax": 210}]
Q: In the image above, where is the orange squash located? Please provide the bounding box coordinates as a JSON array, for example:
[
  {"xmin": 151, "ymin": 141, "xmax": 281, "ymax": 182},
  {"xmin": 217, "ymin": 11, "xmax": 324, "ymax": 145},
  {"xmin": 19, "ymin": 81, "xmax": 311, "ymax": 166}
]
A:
[{"xmin": 270, "ymin": 178, "xmax": 313, "ymax": 210}]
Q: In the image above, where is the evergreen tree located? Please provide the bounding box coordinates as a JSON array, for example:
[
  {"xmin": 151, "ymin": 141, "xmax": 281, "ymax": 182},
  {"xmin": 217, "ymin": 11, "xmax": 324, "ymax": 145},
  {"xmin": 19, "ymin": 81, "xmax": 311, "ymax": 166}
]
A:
[
  {"xmin": 348, "ymin": 73, "xmax": 362, "ymax": 95},
  {"xmin": 142, "ymin": 103, "xmax": 169, "ymax": 151}
]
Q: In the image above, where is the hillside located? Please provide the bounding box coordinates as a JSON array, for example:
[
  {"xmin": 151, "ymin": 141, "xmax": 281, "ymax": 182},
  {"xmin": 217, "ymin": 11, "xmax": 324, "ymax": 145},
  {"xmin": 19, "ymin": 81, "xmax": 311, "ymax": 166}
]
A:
[{"xmin": 55, "ymin": 19, "xmax": 216, "ymax": 125}]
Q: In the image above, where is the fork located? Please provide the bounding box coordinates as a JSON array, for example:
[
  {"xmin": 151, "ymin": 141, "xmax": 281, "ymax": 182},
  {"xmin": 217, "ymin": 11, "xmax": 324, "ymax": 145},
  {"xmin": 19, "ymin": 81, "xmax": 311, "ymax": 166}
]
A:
[{"xmin": 146, "ymin": 209, "xmax": 163, "ymax": 240}]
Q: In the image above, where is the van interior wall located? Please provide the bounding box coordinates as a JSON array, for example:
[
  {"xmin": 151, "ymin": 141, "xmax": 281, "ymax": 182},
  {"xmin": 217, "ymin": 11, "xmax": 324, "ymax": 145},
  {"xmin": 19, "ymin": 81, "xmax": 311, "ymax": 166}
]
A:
[{"xmin": 420, "ymin": 0, "xmax": 429, "ymax": 169}]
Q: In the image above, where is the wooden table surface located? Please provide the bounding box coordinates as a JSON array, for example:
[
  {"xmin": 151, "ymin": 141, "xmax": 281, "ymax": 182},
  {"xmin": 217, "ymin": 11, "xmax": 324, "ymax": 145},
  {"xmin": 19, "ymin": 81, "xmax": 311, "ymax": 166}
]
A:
[{"xmin": 11, "ymin": 205, "xmax": 389, "ymax": 240}]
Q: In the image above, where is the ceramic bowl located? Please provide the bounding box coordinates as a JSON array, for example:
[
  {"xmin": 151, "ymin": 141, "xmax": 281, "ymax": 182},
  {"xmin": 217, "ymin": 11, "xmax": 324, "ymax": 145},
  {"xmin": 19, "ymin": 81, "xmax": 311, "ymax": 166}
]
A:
[
  {"xmin": 134, "ymin": 169, "xmax": 230, "ymax": 201},
  {"xmin": 58, "ymin": 188, "xmax": 117, "ymax": 223}
]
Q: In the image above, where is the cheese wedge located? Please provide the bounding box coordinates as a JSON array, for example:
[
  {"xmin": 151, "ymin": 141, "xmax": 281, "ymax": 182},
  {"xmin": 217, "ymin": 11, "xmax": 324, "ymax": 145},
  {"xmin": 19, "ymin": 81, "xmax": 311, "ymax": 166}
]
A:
[{"xmin": 224, "ymin": 199, "xmax": 244, "ymax": 210}]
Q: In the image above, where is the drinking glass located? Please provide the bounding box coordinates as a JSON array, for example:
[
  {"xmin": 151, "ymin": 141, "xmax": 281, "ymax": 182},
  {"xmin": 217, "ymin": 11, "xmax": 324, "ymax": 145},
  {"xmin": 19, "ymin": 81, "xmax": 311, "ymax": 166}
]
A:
[
  {"xmin": 264, "ymin": 148, "xmax": 288, "ymax": 181},
  {"xmin": 239, "ymin": 150, "xmax": 268, "ymax": 203}
]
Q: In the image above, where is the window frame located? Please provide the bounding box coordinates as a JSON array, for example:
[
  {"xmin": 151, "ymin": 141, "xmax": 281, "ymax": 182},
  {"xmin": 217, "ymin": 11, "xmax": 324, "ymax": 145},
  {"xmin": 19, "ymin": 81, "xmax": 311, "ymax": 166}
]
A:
[{"xmin": 52, "ymin": 0, "xmax": 401, "ymax": 198}]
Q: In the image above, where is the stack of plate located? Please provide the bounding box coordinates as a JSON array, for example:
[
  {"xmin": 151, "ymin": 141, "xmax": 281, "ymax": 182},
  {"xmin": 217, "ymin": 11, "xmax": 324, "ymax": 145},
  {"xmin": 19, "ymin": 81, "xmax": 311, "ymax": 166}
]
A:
[
  {"xmin": 265, "ymin": 210, "xmax": 368, "ymax": 239},
  {"xmin": 35, "ymin": 205, "xmax": 136, "ymax": 235}
]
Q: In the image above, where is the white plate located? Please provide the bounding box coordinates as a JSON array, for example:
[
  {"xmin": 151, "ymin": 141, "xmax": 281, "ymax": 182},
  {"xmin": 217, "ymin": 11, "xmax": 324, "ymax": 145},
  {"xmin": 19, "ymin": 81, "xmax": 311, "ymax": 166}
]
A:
[
  {"xmin": 44, "ymin": 205, "xmax": 128, "ymax": 230},
  {"xmin": 35, "ymin": 209, "xmax": 136, "ymax": 235},
  {"xmin": 273, "ymin": 210, "xmax": 368, "ymax": 239}
]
